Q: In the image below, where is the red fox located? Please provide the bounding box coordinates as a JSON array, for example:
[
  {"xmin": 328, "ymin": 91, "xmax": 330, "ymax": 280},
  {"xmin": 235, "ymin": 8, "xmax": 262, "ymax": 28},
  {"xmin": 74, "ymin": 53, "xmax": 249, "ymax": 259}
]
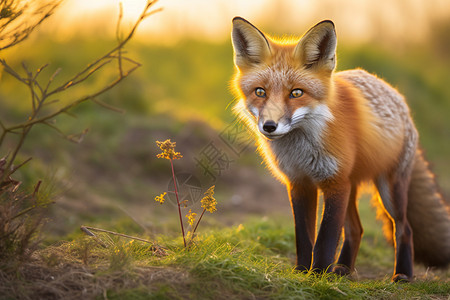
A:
[{"xmin": 231, "ymin": 17, "xmax": 450, "ymax": 282}]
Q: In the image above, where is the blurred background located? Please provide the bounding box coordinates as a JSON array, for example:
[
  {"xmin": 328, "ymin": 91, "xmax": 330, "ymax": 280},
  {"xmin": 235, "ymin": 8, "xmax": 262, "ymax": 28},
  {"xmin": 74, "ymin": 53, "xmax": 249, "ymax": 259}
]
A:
[{"xmin": 0, "ymin": 0, "xmax": 449, "ymax": 242}]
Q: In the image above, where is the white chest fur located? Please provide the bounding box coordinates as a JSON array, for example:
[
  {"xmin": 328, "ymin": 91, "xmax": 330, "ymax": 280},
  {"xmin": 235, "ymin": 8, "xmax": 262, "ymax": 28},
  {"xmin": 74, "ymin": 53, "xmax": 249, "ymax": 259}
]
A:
[
  {"xmin": 265, "ymin": 131, "xmax": 338, "ymax": 182},
  {"xmin": 259, "ymin": 104, "xmax": 339, "ymax": 182}
]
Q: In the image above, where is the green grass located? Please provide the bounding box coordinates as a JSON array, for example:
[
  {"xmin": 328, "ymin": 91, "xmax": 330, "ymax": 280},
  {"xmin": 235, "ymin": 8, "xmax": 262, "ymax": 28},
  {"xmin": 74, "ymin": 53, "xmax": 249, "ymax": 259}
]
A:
[{"xmin": 5, "ymin": 217, "xmax": 447, "ymax": 299}]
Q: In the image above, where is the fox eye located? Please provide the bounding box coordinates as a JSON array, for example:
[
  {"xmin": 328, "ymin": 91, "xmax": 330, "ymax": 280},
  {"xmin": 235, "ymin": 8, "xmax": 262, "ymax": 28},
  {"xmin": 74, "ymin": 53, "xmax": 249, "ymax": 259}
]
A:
[
  {"xmin": 255, "ymin": 87, "xmax": 266, "ymax": 98},
  {"xmin": 290, "ymin": 89, "xmax": 304, "ymax": 98}
]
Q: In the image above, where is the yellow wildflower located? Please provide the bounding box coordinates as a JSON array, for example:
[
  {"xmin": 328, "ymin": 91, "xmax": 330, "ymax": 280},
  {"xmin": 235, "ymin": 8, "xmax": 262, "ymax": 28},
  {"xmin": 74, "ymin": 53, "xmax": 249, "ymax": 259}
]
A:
[
  {"xmin": 155, "ymin": 192, "xmax": 166, "ymax": 204},
  {"xmin": 186, "ymin": 209, "xmax": 197, "ymax": 226},
  {"xmin": 201, "ymin": 185, "xmax": 217, "ymax": 213},
  {"xmin": 156, "ymin": 139, "xmax": 183, "ymax": 160}
]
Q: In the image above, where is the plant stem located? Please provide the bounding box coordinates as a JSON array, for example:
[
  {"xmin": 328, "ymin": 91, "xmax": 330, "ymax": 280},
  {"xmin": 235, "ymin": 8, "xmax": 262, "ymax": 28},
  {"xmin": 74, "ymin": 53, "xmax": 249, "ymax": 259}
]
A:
[
  {"xmin": 170, "ymin": 158, "xmax": 186, "ymax": 247},
  {"xmin": 188, "ymin": 208, "xmax": 206, "ymax": 246}
]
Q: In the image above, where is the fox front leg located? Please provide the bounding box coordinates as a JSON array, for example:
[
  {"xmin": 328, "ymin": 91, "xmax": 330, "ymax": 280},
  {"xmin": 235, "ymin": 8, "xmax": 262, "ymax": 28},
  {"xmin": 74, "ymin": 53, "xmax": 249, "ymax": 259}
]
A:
[
  {"xmin": 311, "ymin": 182, "xmax": 351, "ymax": 273},
  {"xmin": 288, "ymin": 178, "xmax": 318, "ymax": 271}
]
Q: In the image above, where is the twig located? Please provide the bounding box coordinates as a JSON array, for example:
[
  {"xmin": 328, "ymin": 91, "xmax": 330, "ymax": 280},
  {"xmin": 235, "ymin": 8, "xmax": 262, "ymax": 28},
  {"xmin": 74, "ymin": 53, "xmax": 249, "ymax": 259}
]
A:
[
  {"xmin": 2, "ymin": 61, "xmax": 141, "ymax": 134},
  {"xmin": 80, "ymin": 225, "xmax": 155, "ymax": 245},
  {"xmin": 45, "ymin": 0, "xmax": 157, "ymax": 98},
  {"xmin": 0, "ymin": 127, "xmax": 32, "ymax": 182},
  {"xmin": 80, "ymin": 225, "xmax": 167, "ymax": 255},
  {"xmin": 9, "ymin": 157, "xmax": 32, "ymax": 176},
  {"xmin": 116, "ymin": 2, "xmax": 124, "ymax": 77},
  {"xmin": 0, "ymin": 1, "xmax": 62, "ymax": 51},
  {"xmin": 91, "ymin": 98, "xmax": 125, "ymax": 114},
  {"xmin": 80, "ymin": 227, "xmax": 108, "ymax": 248},
  {"xmin": 44, "ymin": 67, "xmax": 62, "ymax": 93}
]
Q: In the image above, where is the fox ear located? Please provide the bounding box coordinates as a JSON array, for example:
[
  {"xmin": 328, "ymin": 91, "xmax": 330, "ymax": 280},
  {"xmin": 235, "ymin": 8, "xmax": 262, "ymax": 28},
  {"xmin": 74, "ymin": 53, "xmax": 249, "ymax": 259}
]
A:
[
  {"xmin": 294, "ymin": 20, "xmax": 336, "ymax": 71},
  {"xmin": 231, "ymin": 17, "xmax": 271, "ymax": 70}
]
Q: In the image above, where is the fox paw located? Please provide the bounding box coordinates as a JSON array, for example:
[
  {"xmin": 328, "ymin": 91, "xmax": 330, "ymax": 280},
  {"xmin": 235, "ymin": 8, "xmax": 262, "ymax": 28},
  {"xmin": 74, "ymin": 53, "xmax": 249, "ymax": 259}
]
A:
[
  {"xmin": 332, "ymin": 265, "xmax": 351, "ymax": 276},
  {"xmin": 392, "ymin": 273, "xmax": 411, "ymax": 283}
]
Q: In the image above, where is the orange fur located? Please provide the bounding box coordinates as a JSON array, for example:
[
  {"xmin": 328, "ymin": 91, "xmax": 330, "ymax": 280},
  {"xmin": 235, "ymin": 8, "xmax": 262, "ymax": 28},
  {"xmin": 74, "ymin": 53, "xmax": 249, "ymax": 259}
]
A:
[{"xmin": 324, "ymin": 77, "xmax": 404, "ymax": 184}]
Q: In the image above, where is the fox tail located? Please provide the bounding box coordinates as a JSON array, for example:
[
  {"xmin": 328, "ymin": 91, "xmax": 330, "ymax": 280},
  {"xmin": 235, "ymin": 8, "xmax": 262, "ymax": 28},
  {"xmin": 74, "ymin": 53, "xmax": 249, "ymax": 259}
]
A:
[{"xmin": 375, "ymin": 148, "xmax": 450, "ymax": 267}]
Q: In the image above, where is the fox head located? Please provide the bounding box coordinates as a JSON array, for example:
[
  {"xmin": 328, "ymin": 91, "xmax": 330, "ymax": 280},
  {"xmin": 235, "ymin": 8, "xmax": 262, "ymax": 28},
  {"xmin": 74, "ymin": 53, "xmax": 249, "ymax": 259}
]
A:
[{"xmin": 231, "ymin": 18, "xmax": 336, "ymax": 140}]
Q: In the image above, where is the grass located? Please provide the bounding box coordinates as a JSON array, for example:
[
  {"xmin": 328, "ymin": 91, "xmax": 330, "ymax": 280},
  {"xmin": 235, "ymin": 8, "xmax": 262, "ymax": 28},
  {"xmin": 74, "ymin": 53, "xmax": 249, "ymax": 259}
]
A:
[{"xmin": 2, "ymin": 216, "xmax": 448, "ymax": 299}]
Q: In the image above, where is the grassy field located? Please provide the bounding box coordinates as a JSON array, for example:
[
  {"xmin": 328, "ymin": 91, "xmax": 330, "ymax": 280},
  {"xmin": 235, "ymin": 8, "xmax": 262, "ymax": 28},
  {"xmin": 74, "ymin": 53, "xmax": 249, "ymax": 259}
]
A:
[
  {"xmin": 2, "ymin": 216, "xmax": 449, "ymax": 299},
  {"xmin": 1, "ymin": 26, "xmax": 450, "ymax": 299}
]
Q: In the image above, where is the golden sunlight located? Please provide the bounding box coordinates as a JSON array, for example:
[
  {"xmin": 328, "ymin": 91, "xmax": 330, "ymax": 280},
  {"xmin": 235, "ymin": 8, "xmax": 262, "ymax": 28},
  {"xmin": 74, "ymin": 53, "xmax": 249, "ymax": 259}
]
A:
[{"xmin": 44, "ymin": 0, "xmax": 450, "ymax": 44}]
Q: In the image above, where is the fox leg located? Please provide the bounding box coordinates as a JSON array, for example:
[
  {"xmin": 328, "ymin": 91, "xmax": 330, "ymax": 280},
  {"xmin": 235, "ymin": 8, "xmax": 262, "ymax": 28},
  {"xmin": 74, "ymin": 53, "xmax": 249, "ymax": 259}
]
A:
[
  {"xmin": 289, "ymin": 178, "xmax": 318, "ymax": 271},
  {"xmin": 312, "ymin": 181, "xmax": 351, "ymax": 272},
  {"xmin": 376, "ymin": 174, "xmax": 414, "ymax": 282},
  {"xmin": 333, "ymin": 185, "xmax": 363, "ymax": 275}
]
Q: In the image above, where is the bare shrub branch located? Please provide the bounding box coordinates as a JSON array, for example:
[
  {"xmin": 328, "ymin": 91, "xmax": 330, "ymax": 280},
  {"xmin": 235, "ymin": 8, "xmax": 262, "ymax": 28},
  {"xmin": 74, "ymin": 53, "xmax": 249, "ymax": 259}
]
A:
[
  {"xmin": 0, "ymin": 0, "xmax": 62, "ymax": 51},
  {"xmin": 0, "ymin": 0, "xmax": 160, "ymax": 182},
  {"xmin": 0, "ymin": 0, "xmax": 161, "ymax": 265}
]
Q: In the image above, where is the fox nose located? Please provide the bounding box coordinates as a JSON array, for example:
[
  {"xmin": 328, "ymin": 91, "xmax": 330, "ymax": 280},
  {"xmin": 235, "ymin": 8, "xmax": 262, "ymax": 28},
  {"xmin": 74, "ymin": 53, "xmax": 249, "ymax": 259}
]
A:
[{"xmin": 263, "ymin": 120, "xmax": 277, "ymax": 133}]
